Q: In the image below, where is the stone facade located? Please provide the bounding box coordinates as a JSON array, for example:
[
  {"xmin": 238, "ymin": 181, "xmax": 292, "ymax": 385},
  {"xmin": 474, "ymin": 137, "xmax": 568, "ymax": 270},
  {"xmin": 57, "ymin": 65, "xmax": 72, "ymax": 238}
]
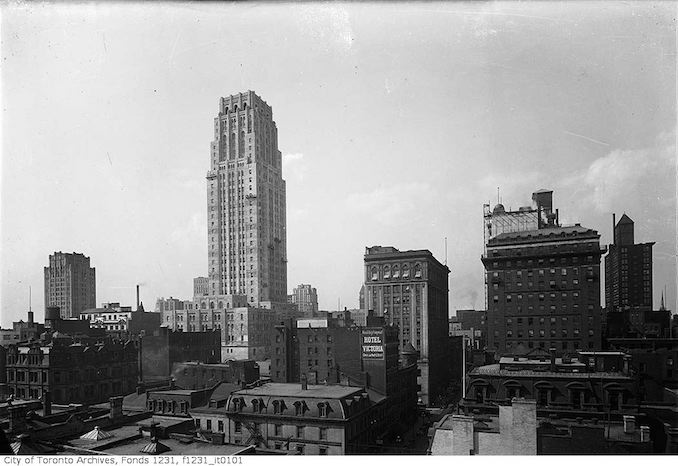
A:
[
  {"xmin": 206, "ymin": 91, "xmax": 287, "ymax": 305},
  {"xmin": 363, "ymin": 246, "xmax": 450, "ymax": 406},
  {"xmin": 43, "ymin": 252, "xmax": 96, "ymax": 319}
]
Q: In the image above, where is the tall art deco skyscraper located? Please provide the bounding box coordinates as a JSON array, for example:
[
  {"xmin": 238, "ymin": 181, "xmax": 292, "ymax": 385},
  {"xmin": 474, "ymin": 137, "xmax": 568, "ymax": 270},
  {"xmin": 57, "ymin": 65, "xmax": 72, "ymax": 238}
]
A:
[{"xmin": 206, "ymin": 91, "xmax": 287, "ymax": 305}]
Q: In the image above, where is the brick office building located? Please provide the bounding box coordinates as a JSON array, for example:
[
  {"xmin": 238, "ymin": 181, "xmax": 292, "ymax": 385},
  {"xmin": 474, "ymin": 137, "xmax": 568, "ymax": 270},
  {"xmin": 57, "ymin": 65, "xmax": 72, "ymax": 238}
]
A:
[
  {"xmin": 605, "ymin": 214, "xmax": 654, "ymax": 311},
  {"xmin": 270, "ymin": 317, "xmax": 362, "ymax": 385},
  {"xmin": 140, "ymin": 328, "xmax": 220, "ymax": 382},
  {"xmin": 482, "ymin": 190, "xmax": 606, "ymax": 356},
  {"xmin": 5, "ymin": 335, "xmax": 138, "ymax": 404},
  {"xmin": 362, "ymin": 246, "xmax": 451, "ymax": 406},
  {"xmin": 44, "ymin": 252, "xmax": 96, "ymax": 319}
]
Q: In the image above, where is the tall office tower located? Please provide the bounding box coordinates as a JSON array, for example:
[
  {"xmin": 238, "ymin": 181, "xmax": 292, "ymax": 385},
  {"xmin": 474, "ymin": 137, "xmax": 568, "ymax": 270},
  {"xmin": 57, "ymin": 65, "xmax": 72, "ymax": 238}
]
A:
[
  {"xmin": 363, "ymin": 246, "xmax": 450, "ymax": 406},
  {"xmin": 193, "ymin": 276, "xmax": 209, "ymax": 298},
  {"xmin": 44, "ymin": 251, "xmax": 96, "ymax": 319},
  {"xmin": 482, "ymin": 190, "xmax": 606, "ymax": 357},
  {"xmin": 605, "ymin": 214, "xmax": 654, "ymax": 310},
  {"xmin": 206, "ymin": 91, "xmax": 287, "ymax": 305},
  {"xmin": 289, "ymin": 284, "xmax": 319, "ymax": 316}
]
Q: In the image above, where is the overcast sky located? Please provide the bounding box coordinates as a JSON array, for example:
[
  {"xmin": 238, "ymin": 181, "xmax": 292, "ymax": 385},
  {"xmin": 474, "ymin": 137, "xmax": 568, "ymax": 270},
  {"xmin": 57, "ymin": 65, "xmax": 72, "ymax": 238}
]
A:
[{"xmin": 1, "ymin": 2, "xmax": 676, "ymax": 326}]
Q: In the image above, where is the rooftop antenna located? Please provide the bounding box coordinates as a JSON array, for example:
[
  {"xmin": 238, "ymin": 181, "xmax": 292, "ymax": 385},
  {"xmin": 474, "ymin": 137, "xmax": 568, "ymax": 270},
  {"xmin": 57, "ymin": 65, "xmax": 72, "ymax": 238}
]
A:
[
  {"xmin": 444, "ymin": 237, "xmax": 448, "ymax": 266},
  {"xmin": 497, "ymin": 187, "xmax": 500, "ymax": 205},
  {"xmin": 29, "ymin": 286, "xmax": 31, "ymax": 312}
]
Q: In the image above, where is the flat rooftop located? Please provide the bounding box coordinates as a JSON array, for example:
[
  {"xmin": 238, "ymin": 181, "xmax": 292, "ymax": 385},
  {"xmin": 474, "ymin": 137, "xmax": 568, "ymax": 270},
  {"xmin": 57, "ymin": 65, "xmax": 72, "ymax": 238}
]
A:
[
  {"xmin": 472, "ymin": 364, "xmax": 631, "ymax": 379},
  {"xmin": 233, "ymin": 383, "xmax": 364, "ymax": 399}
]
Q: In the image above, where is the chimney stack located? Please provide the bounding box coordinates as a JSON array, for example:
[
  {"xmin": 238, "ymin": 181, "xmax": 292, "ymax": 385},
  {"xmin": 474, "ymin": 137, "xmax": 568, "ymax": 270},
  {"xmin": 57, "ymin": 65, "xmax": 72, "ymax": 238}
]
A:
[
  {"xmin": 43, "ymin": 391, "xmax": 52, "ymax": 416},
  {"xmin": 109, "ymin": 396, "xmax": 124, "ymax": 420},
  {"xmin": 301, "ymin": 373, "xmax": 308, "ymax": 390},
  {"xmin": 211, "ymin": 432, "xmax": 225, "ymax": 445},
  {"xmin": 8, "ymin": 406, "xmax": 26, "ymax": 433}
]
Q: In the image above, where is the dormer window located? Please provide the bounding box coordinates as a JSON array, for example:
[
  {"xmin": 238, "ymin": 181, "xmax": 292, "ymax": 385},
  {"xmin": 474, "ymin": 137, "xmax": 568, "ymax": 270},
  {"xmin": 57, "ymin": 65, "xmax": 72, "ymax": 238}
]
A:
[
  {"xmin": 232, "ymin": 397, "xmax": 245, "ymax": 412},
  {"xmin": 318, "ymin": 402, "xmax": 333, "ymax": 417},
  {"xmin": 251, "ymin": 398, "xmax": 261, "ymax": 413},
  {"xmin": 293, "ymin": 400, "xmax": 308, "ymax": 416},
  {"xmin": 272, "ymin": 399, "xmax": 287, "ymax": 414}
]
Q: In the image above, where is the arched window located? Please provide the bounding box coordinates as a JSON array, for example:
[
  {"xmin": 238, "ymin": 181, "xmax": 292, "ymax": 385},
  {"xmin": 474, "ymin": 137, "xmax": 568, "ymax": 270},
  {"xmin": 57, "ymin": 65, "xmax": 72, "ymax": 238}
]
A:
[
  {"xmin": 218, "ymin": 301, "xmax": 223, "ymax": 309},
  {"xmin": 392, "ymin": 265, "xmax": 400, "ymax": 279},
  {"xmin": 414, "ymin": 263, "xmax": 422, "ymax": 278},
  {"xmin": 201, "ymin": 302, "xmax": 206, "ymax": 310},
  {"xmin": 371, "ymin": 267, "xmax": 378, "ymax": 281},
  {"xmin": 402, "ymin": 264, "xmax": 410, "ymax": 278},
  {"xmin": 210, "ymin": 301, "xmax": 215, "ymax": 309},
  {"xmin": 383, "ymin": 265, "xmax": 391, "ymax": 279}
]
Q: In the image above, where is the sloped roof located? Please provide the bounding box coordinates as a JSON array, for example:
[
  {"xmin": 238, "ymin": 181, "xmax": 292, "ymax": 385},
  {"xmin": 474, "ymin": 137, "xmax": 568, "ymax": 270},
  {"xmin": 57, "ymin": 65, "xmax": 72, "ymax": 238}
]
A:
[
  {"xmin": 617, "ymin": 213, "xmax": 634, "ymax": 224},
  {"xmin": 79, "ymin": 425, "xmax": 114, "ymax": 441},
  {"xmin": 140, "ymin": 439, "xmax": 171, "ymax": 455}
]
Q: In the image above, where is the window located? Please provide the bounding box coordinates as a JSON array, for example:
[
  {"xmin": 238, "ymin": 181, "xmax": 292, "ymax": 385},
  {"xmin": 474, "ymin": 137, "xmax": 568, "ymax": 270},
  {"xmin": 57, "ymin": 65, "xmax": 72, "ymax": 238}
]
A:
[
  {"xmin": 296, "ymin": 426, "xmax": 305, "ymax": 438},
  {"xmin": 274, "ymin": 424, "xmax": 282, "ymax": 436},
  {"xmin": 319, "ymin": 447, "xmax": 328, "ymax": 455},
  {"xmin": 234, "ymin": 421, "xmax": 242, "ymax": 433},
  {"xmin": 218, "ymin": 421, "xmax": 224, "ymax": 432},
  {"xmin": 206, "ymin": 420, "xmax": 212, "ymax": 431},
  {"xmin": 319, "ymin": 427, "xmax": 327, "ymax": 440},
  {"xmin": 296, "ymin": 444, "xmax": 305, "ymax": 454}
]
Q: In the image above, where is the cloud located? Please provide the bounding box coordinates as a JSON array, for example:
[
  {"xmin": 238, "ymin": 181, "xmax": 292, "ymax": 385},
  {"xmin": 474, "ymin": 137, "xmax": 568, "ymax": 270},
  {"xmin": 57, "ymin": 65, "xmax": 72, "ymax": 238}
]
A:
[{"xmin": 565, "ymin": 130, "xmax": 676, "ymax": 213}]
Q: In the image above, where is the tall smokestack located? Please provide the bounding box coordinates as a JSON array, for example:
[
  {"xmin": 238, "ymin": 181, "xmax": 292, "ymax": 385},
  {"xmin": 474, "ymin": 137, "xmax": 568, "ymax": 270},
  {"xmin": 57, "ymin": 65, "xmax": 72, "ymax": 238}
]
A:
[{"xmin": 136, "ymin": 285, "xmax": 140, "ymax": 311}]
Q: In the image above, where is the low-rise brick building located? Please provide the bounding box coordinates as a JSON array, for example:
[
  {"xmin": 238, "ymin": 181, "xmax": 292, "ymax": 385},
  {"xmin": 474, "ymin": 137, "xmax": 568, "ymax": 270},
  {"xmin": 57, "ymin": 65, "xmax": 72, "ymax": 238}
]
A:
[{"xmin": 5, "ymin": 335, "xmax": 138, "ymax": 404}]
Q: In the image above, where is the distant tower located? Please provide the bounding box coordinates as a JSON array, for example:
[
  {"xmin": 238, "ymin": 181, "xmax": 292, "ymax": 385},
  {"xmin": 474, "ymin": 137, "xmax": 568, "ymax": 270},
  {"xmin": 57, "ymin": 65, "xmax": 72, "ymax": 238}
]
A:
[
  {"xmin": 206, "ymin": 91, "xmax": 287, "ymax": 305},
  {"xmin": 289, "ymin": 284, "xmax": 319, "ymax": 316},
  {"xmin": 605, "ymin": 214, "xmax": 654, "ymax": 310},
  {"xmin": 44, "ymin": 252, "xmax": 96, "ymax": 319}
]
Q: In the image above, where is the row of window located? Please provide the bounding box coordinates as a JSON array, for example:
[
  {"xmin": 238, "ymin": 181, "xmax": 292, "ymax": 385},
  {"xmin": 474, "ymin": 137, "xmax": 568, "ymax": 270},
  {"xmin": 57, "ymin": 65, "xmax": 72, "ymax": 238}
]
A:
[{"xmin": 370, "ymin": 263, "xmax": 422, "ymax": 281}]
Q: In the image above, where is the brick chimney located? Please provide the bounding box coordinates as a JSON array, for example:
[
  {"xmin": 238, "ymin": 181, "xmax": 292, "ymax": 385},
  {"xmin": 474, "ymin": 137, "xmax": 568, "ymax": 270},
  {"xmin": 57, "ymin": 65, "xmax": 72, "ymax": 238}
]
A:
[
  {"xmin": 42, "ymin": 391, "xmax": 52, "ymax": 416},
  {"xmin": 211, "ymin": 432, "xmax": 225, "ymax": 445},
  {"xmin": 8, "ymin": 406, "xmax": 26, "ymax": 433},
  {"xmin": 109, "ymin": 396, "xmax": 124, "ymax": 421},
  {"xmin": 549, "ymin": 348, "xmax": 557, "ymax": 371}
]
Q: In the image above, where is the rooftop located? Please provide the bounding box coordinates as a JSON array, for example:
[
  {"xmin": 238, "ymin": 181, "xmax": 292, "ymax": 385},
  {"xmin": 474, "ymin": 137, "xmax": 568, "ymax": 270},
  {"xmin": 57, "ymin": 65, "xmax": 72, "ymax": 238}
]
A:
[
  {"xmin": 471, "ymin": 363, "xmax": 631, "ymax": 380},
  {"xmin": 489, "ymin": 225, "xmax": 599, "ymax": 245},
  {"xmin": 232, "ymin": 382, "xmax": 365, "ymax": 399}
]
